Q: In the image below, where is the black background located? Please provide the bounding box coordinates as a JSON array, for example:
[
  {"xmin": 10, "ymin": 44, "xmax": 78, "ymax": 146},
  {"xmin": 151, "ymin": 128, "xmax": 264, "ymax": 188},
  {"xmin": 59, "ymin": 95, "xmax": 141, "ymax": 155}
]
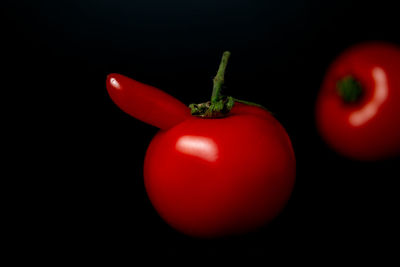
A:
[{"xmin": 3, "ymin": 0, "xmax": 399, "ymax": 259}]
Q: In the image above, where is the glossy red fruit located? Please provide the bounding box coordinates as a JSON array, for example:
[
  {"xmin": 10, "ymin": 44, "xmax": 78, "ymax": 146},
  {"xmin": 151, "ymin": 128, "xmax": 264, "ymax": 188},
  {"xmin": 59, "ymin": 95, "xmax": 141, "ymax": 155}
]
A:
[
  {"xmin": 316, "ymin": 42, "xmax": 400, "ymax": 160},
  {"xmin": 144, "ymin": 104, "xmax": 296, "ymax": 238},
  {"xmin": 106, "ymin": 73, "xmax": 191, "ymax": 129},
  {"xmin": 106, "ymin": 52, "xmax": 296, "ymax": 238}
]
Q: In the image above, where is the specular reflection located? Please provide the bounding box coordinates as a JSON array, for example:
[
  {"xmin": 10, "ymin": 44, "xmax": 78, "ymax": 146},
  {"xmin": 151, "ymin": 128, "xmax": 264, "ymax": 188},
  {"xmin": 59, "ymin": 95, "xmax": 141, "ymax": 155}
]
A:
[
  {"xmin": 175, "ymin": 135, "xmax": 218, "ymax": 162},
  {"xmin": 349, "ymin": 67, "xmax": 388, "ymax": 126},
  {"xmin": 110, "ymin": 77, "xmax": 121, "ymax": 90}
]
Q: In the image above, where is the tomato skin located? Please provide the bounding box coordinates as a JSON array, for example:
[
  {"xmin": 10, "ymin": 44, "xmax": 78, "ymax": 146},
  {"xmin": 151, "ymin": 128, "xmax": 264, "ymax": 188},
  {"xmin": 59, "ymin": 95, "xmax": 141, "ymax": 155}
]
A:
[
  {"xmin": 316, "ymin": 42, "xmax": 400, "ymax": 160},
  {"xmin": 106, "ymin": 73, "xmax": 190, "ymax": 130},
  {"xmin": 230, "ymin": 102, "xmax": 271, "ymax": 118},
  {"xmin": 144, "ymin": 110, "xmax": 295, "ymax": 238}
]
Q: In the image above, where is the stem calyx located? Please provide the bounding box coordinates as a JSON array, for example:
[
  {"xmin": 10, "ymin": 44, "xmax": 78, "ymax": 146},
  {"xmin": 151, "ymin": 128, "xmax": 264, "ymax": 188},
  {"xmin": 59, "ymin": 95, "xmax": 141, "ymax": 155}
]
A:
[
  {"xmin": 189, "ymin": 51, "xmax": 265, "ymax": 118},
  {"xmin": 337, "ymin": 76, "xmax": 363, "ymax": 103}
]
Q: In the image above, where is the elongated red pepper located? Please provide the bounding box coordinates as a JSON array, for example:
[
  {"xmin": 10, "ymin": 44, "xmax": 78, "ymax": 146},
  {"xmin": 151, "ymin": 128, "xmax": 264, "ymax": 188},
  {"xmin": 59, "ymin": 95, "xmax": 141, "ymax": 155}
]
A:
[{"xmin": 106, "ymin": 73, "xmax": 191, "ymax": 129}]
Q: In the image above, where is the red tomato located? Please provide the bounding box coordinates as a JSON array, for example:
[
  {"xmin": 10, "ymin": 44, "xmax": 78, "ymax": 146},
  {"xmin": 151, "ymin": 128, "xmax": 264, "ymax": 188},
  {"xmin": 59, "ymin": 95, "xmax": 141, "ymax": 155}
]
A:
[
  {"xmin": 144, "ymin": 104, "xmax": 295, "ymax": 238},
  {"xmin": 106, "ymin": 52, "xmax": 296, "ymax": 238},
  {"xmin": 316, "ymin": 42, "xmax": 400, "ymax": 160}
]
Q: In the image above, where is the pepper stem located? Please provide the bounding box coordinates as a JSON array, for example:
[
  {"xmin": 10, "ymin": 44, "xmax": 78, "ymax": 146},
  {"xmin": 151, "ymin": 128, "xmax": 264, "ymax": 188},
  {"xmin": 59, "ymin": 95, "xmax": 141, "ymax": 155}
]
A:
[{"xmin": 211, "ymin": 51, "xmax": 231, "ymax": 103}]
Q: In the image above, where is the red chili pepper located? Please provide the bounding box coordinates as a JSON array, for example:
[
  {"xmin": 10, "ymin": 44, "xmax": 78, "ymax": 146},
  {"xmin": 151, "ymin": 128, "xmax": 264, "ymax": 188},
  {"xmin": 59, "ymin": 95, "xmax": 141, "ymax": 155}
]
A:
[{"xmin": 106, "ymin": 73, "xmax": 191, "ymax": 130}]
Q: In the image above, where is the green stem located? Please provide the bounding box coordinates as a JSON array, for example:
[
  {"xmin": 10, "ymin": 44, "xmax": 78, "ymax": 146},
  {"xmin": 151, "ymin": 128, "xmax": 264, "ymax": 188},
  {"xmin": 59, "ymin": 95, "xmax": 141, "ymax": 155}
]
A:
[
  {"xmin": 337, "ymin": 76, "xmax": 363, "ymax": 103},
  {"xmin": 211, "ymin": 51, "xmax": 231, "ymax": 103},
  {"xmin": 232, "ymin": 98, "xmax": 266, "ymax": 109},
  {"xmin": 188, "ymin": 51, "xmax": 267, "ymax": 117}
]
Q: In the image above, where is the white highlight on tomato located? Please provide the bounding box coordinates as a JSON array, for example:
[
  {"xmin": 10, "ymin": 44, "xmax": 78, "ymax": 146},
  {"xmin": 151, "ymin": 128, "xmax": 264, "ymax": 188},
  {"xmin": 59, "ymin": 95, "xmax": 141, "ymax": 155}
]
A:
[
  {"xmin": 176, "ymin": 135, "xmax": 218, "ymax": 162},
  {"xmin": 110, "ymin": 78, "xmax": 121, "ymax": 90},
  {"xmin": 349, "ymin": 67, "xmax": 389, "ymax": 126}
]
